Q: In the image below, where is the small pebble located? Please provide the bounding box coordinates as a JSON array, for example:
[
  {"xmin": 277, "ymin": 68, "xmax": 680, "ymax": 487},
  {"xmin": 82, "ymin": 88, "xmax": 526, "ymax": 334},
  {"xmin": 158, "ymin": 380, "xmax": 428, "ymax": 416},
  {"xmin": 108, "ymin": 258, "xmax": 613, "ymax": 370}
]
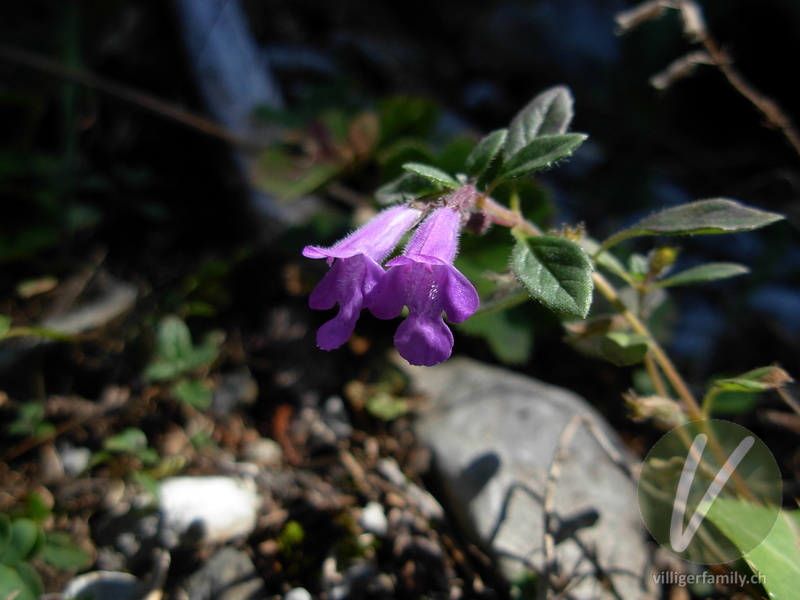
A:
[
  {"xmin": 358, "ymin": 501, "xmax": 389, "ymax": 537},
  {"xmin": 284, "ymin": 586, "xmax": 312, "ymax": 600},
  {"xmin": 242, "ymin": 437, "xmax": 283, "ymax": 467}
]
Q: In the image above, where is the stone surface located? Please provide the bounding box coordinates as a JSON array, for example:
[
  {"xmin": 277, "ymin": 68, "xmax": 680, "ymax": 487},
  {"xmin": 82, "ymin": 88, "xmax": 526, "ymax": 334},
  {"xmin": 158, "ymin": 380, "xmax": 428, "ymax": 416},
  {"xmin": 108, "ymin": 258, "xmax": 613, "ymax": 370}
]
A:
[
  {"xmin": 407, "ymin": 357, "xmax": 657, "ymax": 600},
  {"xmin": 284, "ymin": 587, "xmax": 313, "ymax": 600},
  {"xmin": 158, "ymin": 476, "xmax": 261, "ymax": 548},
  {"xmin": 61, "ymin": 571, "xmax": 142, "ymax": 600},
  {"xmin": 241, "ymin": 436, "xmax": 284, "ymax": 467},
  {"xmin": 358, "ymin": 501, "xmax": 389, "ymax": 537},
  {"xmin": 182, "ymin": 547, "xmax": 266, "ymax": 600}
]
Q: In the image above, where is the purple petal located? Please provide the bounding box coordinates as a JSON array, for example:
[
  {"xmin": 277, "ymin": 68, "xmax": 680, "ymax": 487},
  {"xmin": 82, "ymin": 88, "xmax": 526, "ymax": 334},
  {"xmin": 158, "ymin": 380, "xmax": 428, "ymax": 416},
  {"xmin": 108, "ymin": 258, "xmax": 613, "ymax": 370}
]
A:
[
  {"xmin": 309, "ymin": 255, "xmax": 384, "ymax": 350},
  {"xmin": 367, "ymin": 263, "xmax": 411, "ymax": 319},
  {"xmin": 394, "ymin": 313, "xmax": 454, "ymax": 366},
  {"xmin": 303, "ymin": 205, "xmax": 420, "ymax": 262},
  {"xmin": 402, "ymin": 207, "xmax": 460, "ymax": 264},
  {"xmin": 368, "ymin": 259, "xmax": 477, "ymax": 366},
  {"xmin": 440, "ymin": 265, "xmax": 480, "ymax": 323}
]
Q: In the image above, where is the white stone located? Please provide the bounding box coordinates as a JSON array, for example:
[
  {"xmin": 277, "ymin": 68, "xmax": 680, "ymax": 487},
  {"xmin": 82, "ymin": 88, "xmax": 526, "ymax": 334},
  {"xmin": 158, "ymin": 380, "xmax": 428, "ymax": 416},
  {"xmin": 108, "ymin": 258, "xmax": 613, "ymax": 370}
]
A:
[
  {"xmin": 284, "ymin": 587, "xmax": 312, "ymax": 600},
  {"xmin": 158, "ymin": 476, "xmax": 260, "ymax": 547},
  {"xmin": 358, "ymin": 501, "xmax": 388, "ymax": 537}
]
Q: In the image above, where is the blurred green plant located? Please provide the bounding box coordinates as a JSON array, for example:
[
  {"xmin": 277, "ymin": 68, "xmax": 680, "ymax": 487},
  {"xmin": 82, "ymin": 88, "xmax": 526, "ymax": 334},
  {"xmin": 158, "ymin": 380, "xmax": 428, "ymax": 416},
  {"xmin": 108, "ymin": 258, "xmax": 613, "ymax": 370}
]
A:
[
  {"xmin": 145, "ymin": 315, "xmax": 222, "ymax": 410},
  {"xmin": 0, "ymin": 493, "xmax": 92, "ymax": 600},
  {"xmin": 88, "ymin": 426, "xmax": 159, "ymax": 469},
  {"xmin": 254, "ymin": 95, "xmax": 462, "ymax": 200}
]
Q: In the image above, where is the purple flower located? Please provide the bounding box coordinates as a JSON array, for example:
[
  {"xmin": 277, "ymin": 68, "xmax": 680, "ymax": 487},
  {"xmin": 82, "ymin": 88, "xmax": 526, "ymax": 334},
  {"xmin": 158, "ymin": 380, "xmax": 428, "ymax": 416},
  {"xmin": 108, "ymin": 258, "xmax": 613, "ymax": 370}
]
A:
[
  {"xmin": 303, "ymin": 205, "xmax": 421, "ymax": 350},
  {"xmin": 368, "ymin": 207, "xmax": 479, "ymax": 366}
]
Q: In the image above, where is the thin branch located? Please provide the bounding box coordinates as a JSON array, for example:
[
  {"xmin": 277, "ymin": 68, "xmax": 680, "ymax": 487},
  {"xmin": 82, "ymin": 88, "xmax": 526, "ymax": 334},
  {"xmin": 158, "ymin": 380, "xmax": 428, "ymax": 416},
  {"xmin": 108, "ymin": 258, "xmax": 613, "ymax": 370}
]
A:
[
  {"xmin": 675, "ymin": 0, "xmax": 800, "ymax": 160},
  {"xmin": 0, "ymin": 43, "xmax": 263, "ymax": 151}
]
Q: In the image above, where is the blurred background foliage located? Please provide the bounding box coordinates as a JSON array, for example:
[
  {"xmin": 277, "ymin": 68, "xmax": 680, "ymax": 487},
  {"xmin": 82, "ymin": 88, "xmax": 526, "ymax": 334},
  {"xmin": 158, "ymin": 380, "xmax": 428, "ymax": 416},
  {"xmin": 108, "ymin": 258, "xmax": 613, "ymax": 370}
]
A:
[{"xmin": 1, "ymin": 0, "xmax": 799, "ymax": 414}]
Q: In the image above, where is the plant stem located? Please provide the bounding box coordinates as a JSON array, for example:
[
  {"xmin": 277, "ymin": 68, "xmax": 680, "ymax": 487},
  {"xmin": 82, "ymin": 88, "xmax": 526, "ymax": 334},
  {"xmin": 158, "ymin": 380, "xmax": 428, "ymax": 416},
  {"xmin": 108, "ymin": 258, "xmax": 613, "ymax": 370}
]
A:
[
  {"xmin": 481, "ymin": 194, "xmax": 704, "ymax": 420},
  {"xmin": 592, "ymin": 271, "xmax": 703, "ymax": 420}
]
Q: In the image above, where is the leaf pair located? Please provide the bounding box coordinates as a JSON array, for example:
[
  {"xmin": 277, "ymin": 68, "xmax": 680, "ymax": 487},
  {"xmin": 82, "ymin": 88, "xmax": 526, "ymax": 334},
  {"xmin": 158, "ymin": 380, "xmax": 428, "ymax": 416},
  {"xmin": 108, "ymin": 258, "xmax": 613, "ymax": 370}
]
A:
[{"xmin": 395, "ymin": 86, "xmax": 587, "ymax": 198}]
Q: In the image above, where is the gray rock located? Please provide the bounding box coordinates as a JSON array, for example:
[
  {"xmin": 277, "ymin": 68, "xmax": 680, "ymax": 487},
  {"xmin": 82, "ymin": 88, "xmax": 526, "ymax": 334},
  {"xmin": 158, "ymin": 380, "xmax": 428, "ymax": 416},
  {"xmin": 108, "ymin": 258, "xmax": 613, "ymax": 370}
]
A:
[
  {"xmin": 211, "ymin": 369, "xmax": 259, "ymax": 415},
  {"xmin": 376, "ymin": 458, "xmax": 444, "ymax": 522},
  {"xmin": 61, "ymin": 571, "xmax": 142, "ymax": 600},
  {"xmin": 183, "ymin": 547, "xmax": 266, "ymax": 600},
  {"xmin": 328, "ymin": 563, "xmax": 394, "ymax": 600},
  {"xmin": 407, "ymin": 357, "xmax": 657, "ymax": 600}
]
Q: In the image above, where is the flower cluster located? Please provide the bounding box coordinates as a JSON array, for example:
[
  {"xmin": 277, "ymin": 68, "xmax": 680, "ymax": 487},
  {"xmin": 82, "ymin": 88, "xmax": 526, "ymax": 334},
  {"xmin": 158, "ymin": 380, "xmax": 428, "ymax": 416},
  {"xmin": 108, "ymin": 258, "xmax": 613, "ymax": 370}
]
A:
[{"xmin": 302, "ymin": 186, "xmax": 480, "ymax": 366}]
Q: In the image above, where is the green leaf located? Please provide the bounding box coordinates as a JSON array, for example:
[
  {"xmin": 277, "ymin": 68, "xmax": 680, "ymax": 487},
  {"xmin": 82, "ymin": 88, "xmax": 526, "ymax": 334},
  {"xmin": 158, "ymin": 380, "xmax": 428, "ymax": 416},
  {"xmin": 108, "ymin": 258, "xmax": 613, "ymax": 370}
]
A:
[
  {"xmin": 25, "ymin": 491, "xmax": 52, "ymax": 522},
  {"xmin": 0, "ymin": 314, "xmax": 11, "ymax": 338},
  {"xmin": 41, "ymin": 531, "xmax": 92, "ymax": 569},
  {"xmin": 146, "ymin": 320, "xmax": 220, "ymax": 382},
  {"xmin": 366, "ymin": 393, "xmax": 409, "ymax": 421},
  {"xmin": 401, "ymin": 162, "xmax": 459, "ymax": 189},
  {"xmin": 0, "ymin": 514, "xmax": 10, "ymax": 556},
  {"xmin": 375, "ymin": 172, "xmax": 445, "ymax": 204},
  {"xmin": 254, "ymin": 148, "xmax": 342, "ymax": 200},
  {"xmin": 705, "ymin": 389, "xmax": 759, "ymax": 415},
  {"xmin": 457, "ymin": 309, "xmax": 534, "ymax": 365},
  {"xmin": 172, "ymin": 378, "xmax": 213, "ymax": 410},
  {"xmin": 602, "ymin": 199, "xmax": 784, "ymax": 250},
  {"xmin": 497, "ymin": 134, "xmax": 587, "ymax": 181},
  {"xmin": 711, "ymin": 365, "xmax": 792, "ymax": 393},
  {"xmin": 511, "ymin": 235, "xmax": 594, "ymax": 318},
  {"xmin": 155, "ymin": 315, "xmax": 194, "ymax": 364},
  {"xmin": 0, "ymin": 518, "xmax": 43, "ymax": 565},
  {"xmin": 706, "ymin": 500, "xmax": 798, "ymax": 600},
  {"xmin": 657, "ymin": 262, "xmax": 750, "ymax": 288},
  {"xmin": 464, "ymin": 129, "xmax": 507, "ymax": 176},
  {"xmin": 104, "ymin": 427, "xmax": 149, "ymax": 454},
  {"xmin": 0, "ymin": 563, "xmax": 42, "ymax": 600},
  {"xmin": 505, "ymin": 86, "xmax": 574, "ymax": 158},
  {"xmin": 599, "ymin": 332, "xmax": 650, "ymax": 366},
  {"xmin": 10, "ymin": 561, "xmax": 43, "ymax": 600}
]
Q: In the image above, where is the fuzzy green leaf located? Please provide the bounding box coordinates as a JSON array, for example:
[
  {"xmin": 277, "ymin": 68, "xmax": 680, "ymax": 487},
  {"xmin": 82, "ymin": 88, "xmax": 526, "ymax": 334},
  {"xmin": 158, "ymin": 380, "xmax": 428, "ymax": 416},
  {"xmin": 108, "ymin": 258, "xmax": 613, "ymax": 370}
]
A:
[
  {"xmin": 505, "ymin": 86, "xmax": 574, "ymax": 158},
  {"xmin": 706, "ymin": 500, "xmax": 798, "ymax": 600},
  {"xmin": 498, "ymin": 134, "xmax": 587, "ymax": 181},
  {"xmin": 657, "ymin": 262, "xmax": 750, "ymax": 288},
  {"xmin": 465, "ymin": 129, "xmax": 507, "ymax": 176},
  {"xmin": 401, "ymin": 162, "xmax": 459, "ymax": 189},
  {"xmin": 602, "ymin": 199, "xmax": 784, "ymax": 250},
  {"xmin": 511, "ymin": 235, "xmax": 593, "ymax": 317}
]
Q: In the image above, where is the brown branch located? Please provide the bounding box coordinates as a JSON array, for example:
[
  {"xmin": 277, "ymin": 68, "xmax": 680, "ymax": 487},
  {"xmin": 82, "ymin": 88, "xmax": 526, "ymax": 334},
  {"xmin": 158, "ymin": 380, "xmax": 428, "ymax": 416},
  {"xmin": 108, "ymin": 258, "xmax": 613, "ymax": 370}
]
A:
[
  {"xmin": 675, "ymin": 0, "xmax": 800, "ymax": 160},
  {"xmin": 0, "ymin": 43, "xmax": 264, "ymax": 151}
]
